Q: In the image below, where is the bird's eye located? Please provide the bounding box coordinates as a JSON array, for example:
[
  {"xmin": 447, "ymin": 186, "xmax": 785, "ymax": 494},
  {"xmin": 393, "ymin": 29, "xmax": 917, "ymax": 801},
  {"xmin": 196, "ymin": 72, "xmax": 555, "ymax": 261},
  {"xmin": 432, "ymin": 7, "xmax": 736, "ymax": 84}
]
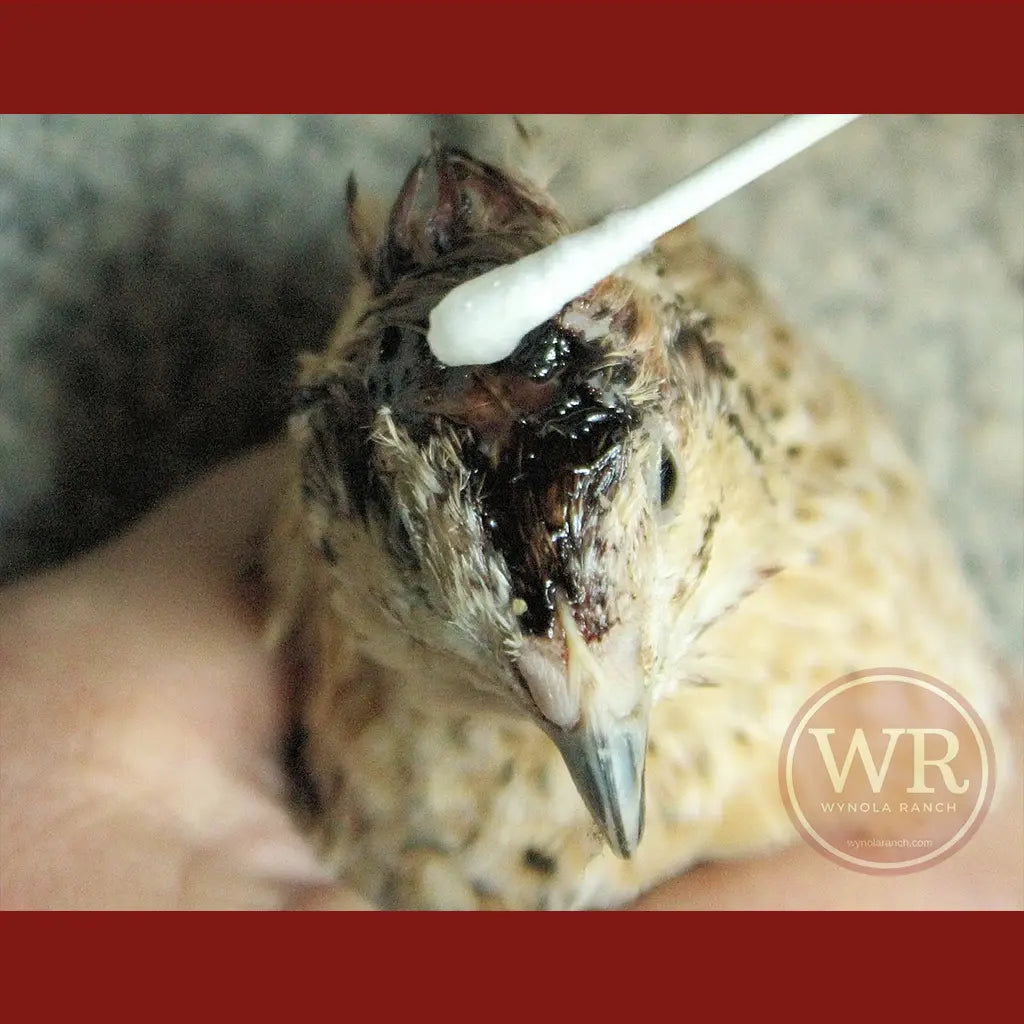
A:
[{"xmin": 659, "ymin": 449, "xmax": 677, "ymax": 506}]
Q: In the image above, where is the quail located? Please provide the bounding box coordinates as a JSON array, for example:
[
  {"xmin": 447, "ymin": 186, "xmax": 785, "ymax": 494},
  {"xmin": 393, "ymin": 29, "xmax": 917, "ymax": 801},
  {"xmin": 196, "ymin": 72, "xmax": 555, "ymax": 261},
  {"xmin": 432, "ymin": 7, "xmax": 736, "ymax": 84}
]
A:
[{"xmin": 267, "ymin": 143, "xmax": 1008, "ymax": 909}]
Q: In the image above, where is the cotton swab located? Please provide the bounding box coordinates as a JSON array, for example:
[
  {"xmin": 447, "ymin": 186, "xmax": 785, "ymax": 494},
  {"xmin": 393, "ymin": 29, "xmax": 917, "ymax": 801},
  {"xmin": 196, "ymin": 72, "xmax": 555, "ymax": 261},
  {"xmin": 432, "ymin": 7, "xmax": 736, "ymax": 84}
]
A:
[{"xmin": 427, "ymin": 114, "xmax": 860, "ymax": 367}]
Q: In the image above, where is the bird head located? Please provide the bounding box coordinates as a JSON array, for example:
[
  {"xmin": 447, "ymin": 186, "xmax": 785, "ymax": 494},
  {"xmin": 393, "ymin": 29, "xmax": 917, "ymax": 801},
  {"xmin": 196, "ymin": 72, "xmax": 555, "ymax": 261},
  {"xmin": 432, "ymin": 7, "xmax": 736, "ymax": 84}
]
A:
[{"xmin": 291, "ymin": 146, "xmax": 725, "ymax": 858}]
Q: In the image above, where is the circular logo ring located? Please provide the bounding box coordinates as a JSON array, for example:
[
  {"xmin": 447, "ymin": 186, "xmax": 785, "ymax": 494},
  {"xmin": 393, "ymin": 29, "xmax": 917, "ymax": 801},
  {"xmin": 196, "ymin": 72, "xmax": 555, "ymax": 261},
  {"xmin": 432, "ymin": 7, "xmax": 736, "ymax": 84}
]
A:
[{"xmin": 779, "ymin": 668, "xmax": 996, "ymax": 874}]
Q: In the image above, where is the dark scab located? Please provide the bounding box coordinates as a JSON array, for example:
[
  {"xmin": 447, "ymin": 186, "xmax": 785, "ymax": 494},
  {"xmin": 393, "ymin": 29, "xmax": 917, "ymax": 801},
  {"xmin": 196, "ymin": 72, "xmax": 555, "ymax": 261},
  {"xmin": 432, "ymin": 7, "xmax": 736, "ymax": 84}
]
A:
[
  {"xmin": 522, "ymin": 847, "xmax": 558, "ymax": 875},
  {"xmin": 503, "ymin": 321, "xmax": 576, "ymax": 381},
  {"xmin": 327, "ymin": 287, "xmax": 647, "ymax": 644},
  {"xmin": 468, "ymin": 329, "xmax": 641, "ymax": 640}
]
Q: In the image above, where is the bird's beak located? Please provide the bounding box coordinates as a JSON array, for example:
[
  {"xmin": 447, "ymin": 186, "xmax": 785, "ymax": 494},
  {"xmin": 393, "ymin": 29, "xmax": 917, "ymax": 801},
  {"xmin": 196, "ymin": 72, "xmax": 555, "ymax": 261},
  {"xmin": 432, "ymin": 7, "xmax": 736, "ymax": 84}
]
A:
[
  {"xmin": 546, "ymin": 710, "xmax": 648, "ymax": 859},
  {"xmin": 517, "ymin": 598, "xmax": 651, "ymax": 859}
]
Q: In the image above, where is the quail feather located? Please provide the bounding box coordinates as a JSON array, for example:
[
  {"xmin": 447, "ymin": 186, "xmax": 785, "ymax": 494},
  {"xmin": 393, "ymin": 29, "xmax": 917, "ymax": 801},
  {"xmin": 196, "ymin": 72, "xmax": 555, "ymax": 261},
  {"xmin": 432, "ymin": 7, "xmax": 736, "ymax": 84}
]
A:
[{"xmin": 266, "ymin": 144, "xmax": 1010, "ymax": 909}]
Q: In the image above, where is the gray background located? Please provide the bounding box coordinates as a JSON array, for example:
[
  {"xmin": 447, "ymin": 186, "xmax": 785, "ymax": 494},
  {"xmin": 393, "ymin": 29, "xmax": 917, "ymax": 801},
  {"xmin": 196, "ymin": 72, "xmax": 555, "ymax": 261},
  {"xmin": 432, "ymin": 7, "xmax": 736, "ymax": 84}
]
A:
[{"xmin": 1, "ymin": 115, "xmax": 1020, "ymax": 669}]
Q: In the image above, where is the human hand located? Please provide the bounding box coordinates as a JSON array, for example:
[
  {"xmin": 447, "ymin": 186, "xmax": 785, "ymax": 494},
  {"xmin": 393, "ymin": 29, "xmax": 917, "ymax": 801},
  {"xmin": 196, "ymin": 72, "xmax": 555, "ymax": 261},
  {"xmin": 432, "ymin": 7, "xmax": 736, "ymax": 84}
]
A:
[{"xmin": 0, "ymin": 444, "xmax": 367, "ymax": 909}]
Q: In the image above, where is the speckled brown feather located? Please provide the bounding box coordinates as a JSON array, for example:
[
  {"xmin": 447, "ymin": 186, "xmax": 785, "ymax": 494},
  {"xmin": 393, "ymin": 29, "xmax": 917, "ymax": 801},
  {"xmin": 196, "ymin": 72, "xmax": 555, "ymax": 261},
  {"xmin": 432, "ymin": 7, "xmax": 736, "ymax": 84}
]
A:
[{"xmin": 266, "ymin": 151, "xmax": 1009, "ymax": 909}]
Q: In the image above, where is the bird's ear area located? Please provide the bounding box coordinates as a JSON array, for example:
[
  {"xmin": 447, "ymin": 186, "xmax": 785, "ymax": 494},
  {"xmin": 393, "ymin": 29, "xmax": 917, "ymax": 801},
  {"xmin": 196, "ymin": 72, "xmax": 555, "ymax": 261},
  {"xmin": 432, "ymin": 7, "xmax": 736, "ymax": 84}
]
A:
[{"xmin": 373, "ymin": 143, "xmax": 564, "ymax": 293}]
